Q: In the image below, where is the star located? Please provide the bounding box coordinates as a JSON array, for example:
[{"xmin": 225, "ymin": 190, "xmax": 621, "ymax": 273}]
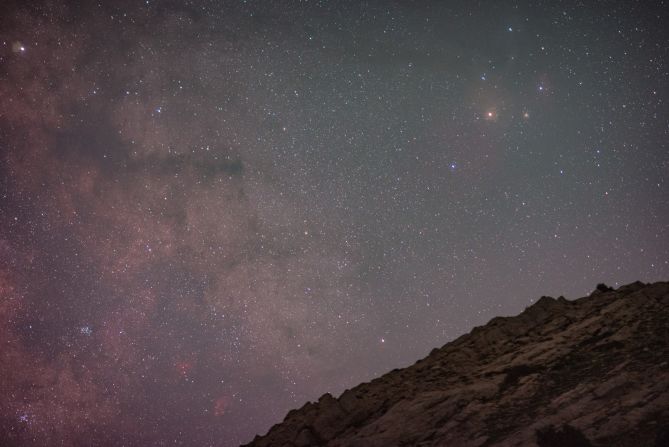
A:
[
  {"xmin": 11, "ymin": 41, "xmax": 25, "ymax": 53},
  {"xmin": 484, "ymin": 109, "xmax": 498, "ymax": 121}
]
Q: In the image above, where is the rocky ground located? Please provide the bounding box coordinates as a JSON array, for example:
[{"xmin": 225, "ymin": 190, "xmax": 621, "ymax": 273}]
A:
[{"xmin": 244, "ymin": 281, "xmax": 669, "ymax": 447}]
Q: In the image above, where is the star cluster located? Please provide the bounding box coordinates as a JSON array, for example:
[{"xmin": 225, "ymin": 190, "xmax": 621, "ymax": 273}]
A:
[{"xmin": 1, "ymin": 1, "xmax": 667, "ymax": 445}]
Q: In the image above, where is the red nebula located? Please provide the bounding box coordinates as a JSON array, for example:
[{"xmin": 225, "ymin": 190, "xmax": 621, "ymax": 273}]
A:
[
  {"xmin": 175, "ymin": 360, "xmax": 194, "ymax": 378},
  {"xmin": 214, "ymin": 396, "xmax": 229, "ymax": 416}
]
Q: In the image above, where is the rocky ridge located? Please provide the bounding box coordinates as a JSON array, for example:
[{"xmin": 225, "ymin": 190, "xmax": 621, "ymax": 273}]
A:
[{"xmin": 244, "ymin": 281, "xmax": 669, "ymax": 446}]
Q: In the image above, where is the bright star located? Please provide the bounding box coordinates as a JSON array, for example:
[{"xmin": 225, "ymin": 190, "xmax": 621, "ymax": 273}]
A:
[{"xmin": 11, "ymin": 41, "xmax": 25, "ymax": 53}]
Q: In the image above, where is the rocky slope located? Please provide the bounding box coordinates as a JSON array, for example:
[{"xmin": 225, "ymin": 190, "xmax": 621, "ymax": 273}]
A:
[{"xmin": 244, "ymin": 281, "xmax": 669, "ymax": 447}]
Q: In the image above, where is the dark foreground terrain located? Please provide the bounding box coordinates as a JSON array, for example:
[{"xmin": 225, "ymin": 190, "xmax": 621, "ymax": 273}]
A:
[{"xmin": 245, "ymin": 281, "xmax": 669, "ymax": 446}]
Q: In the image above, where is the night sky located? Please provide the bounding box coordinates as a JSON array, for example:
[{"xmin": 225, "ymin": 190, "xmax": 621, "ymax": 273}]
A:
[{"xmin": 1, "ymin": 1, "xmax": 668, "ymax": 445}]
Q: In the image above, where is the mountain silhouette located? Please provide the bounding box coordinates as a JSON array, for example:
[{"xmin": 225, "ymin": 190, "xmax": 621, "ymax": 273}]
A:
[{"xmin": 244, "ymin": 281, "xmax": 669, "ymax": 446}]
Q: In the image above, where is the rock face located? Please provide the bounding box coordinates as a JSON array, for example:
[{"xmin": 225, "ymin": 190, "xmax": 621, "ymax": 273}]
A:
[{"xmin": 244, "ymin": 281, "xmax": 669, "ymax": 447}]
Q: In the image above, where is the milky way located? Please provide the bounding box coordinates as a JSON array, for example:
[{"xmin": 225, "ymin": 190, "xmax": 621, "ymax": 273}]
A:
[{"xmin": 1, "ymin": 1, "xmax": 667, "ymax": 445}]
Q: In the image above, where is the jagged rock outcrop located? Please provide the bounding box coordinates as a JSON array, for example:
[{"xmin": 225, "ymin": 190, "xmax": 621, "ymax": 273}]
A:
[{"xmin": 244, "ymin": 281, "xmax": 669, "ymax": 447}]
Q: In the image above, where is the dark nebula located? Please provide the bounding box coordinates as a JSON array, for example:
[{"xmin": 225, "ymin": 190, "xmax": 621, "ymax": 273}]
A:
[{"xmin": 0, "ymin": 1, "xmax": 667, "ymax": 445}]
